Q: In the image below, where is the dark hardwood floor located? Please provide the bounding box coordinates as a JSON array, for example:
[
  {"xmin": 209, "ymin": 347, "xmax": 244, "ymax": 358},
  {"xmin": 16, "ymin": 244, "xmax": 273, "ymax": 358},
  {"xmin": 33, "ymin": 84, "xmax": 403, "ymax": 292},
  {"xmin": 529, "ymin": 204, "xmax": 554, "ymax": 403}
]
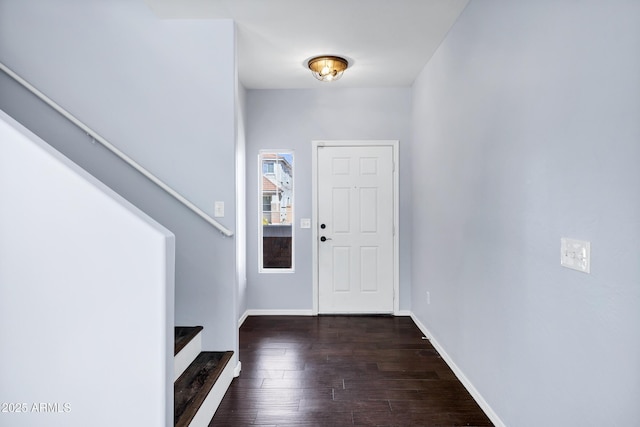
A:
[{"xmin": 210, "ymin": 316, "xmax": 493, "ymax": 426}]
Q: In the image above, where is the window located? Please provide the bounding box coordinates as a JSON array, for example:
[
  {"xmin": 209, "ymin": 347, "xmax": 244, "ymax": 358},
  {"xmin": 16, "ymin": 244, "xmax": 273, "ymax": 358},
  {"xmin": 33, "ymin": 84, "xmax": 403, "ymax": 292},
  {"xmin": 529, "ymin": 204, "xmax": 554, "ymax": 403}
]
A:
[
  {"xmin": 263, "ymin": 161, "xmax": 275, "ymax": 175},
  {"xmin": 259, "ymin": 151, "xmax": 294, "ymax": 271}
]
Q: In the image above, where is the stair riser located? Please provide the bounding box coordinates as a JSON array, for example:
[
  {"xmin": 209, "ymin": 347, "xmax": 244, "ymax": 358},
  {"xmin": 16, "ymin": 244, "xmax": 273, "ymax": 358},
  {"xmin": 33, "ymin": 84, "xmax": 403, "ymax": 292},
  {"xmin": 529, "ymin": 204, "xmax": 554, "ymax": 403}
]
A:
[{"xmin": 174, "ymin": 332, "xmax": 201, "ymax": 381}]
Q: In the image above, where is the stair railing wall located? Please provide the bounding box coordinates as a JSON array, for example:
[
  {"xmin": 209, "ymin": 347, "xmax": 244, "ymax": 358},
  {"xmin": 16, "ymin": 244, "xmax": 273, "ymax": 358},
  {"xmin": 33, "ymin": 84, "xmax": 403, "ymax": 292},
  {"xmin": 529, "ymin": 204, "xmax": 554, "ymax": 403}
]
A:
[
  {"xmin": 0, "ymin": 61, "xmax": 233, "ymax": 237},
  {"xmin": 1, "ymin": 110, "xmax": 176, "ymax": 426}
]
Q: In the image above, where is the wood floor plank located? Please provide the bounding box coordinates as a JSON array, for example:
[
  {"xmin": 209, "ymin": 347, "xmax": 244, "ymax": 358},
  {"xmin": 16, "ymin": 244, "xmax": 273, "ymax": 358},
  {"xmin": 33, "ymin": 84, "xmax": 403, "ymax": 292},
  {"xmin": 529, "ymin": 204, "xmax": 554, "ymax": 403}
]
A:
[{"xmin": 210, "ymin": 316, "xmax": 493, "ymax": 426}]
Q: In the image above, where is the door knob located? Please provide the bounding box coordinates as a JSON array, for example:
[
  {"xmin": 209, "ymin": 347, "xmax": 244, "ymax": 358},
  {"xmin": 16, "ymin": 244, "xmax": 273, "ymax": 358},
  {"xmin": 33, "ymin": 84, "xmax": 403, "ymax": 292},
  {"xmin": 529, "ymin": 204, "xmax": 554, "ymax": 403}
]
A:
[{"xmin": 320, "ymin": 236, "xmax": 332, "ymax": 242}]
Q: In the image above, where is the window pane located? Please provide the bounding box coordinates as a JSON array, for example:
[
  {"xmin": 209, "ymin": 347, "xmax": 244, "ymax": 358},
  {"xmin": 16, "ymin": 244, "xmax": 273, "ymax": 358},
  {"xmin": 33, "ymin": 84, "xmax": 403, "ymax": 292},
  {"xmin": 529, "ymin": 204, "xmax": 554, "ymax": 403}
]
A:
[{"xmin": 259, "ymin": 152, "xmax": 293, "ymax": 270}]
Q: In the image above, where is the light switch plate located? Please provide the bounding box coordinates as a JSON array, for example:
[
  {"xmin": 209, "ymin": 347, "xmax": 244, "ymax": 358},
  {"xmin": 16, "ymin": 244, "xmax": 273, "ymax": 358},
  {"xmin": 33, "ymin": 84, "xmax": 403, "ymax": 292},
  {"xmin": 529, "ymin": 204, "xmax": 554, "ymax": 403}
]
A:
[
  {"xmin": 560, "ymin": 238, "xmax": 590, "ymax": 273},
  {"xmin": 300, "ymin": 218, "xmax": 311, "ymax": 229},
  {"xmin": 214, "ymin": 201, "xmax": 224, "ymax": 218}
]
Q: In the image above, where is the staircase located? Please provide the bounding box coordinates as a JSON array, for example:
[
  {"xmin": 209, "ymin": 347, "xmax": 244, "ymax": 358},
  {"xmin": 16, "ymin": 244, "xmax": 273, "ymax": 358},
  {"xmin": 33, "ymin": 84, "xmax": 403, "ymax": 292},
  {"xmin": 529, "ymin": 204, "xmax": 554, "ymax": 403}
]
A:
[{"xmin": 174, "ymin": 326, "xmax": 234, "ymax": 427}]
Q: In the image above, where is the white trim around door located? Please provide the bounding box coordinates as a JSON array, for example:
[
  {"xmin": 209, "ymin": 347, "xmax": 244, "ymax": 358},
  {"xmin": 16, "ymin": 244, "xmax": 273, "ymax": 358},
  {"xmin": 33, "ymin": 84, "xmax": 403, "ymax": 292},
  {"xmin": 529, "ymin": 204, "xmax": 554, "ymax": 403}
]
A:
[{"xmin": 312, "ymin": 140, "xmax": 400, "ymax": 315}]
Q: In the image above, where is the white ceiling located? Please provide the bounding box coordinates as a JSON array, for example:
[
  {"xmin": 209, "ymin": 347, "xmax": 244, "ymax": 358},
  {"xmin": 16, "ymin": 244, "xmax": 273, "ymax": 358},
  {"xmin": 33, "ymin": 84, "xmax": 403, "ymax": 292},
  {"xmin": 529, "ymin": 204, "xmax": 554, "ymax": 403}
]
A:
[{"xmin": 144, "ymin": 0, "xmax": 469, "ymax": 89}]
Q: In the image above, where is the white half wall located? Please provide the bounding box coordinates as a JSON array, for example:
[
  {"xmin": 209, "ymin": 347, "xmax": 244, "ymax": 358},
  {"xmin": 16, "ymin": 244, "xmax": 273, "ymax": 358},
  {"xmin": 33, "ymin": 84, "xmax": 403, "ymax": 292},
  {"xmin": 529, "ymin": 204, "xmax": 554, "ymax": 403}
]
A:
[{"xmin": 0, "ymin": 111, "xmax": 175, "ymax": 427}]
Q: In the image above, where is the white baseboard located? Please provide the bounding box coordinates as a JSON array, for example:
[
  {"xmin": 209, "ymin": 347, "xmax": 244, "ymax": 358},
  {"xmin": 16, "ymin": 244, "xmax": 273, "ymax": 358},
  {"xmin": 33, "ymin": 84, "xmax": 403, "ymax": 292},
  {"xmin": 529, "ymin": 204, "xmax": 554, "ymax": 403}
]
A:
[
  {"xmin": 238, "ymin": 310, "xmax": 249, "ymax": 328},
  {"xmin": 239, "ymin": 309, "xmax": 314, "ymax": 327},
  {"xmin": 243, "ymin": 309, "xmax": 314, "ymax": 317},
  {"xmin": 233, "ymin": 361, "xmax": 242, "ymax": 377},
  {"xmin": 239, "ymin": 309, "xmax": 412, "ymax": 325},
  {"xmin": 409, "ymin": 313, "xmax": 432, "ymax": 340},
  {"xmin": 409, "ymin": 312, "xmax": 506, "ymax": 427}
]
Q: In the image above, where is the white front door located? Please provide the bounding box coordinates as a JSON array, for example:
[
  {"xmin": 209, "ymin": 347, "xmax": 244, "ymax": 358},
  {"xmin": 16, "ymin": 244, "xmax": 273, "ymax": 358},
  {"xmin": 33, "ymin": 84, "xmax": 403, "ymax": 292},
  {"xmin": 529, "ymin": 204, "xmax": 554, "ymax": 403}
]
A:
[{"xmin": 317, "ymin": 144, "xmax": 395, "ymax": 313}]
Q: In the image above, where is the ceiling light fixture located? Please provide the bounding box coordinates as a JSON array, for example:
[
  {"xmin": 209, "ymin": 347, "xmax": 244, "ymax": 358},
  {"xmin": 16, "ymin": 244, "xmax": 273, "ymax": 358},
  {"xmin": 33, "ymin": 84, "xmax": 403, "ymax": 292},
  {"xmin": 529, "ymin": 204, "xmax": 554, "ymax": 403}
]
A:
[{"xmin": 307, "ymin": 56, "xmax": 349, "ymax": 82}]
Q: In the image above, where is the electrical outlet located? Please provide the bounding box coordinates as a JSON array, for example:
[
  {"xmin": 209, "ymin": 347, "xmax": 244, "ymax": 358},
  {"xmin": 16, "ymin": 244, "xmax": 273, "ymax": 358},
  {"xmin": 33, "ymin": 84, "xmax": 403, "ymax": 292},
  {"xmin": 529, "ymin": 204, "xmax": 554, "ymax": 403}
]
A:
[
  {"xmin": 561, "ymin": 237, "xmax": 591, "ymax": 273},
  {"xmin": 426, "ymin": 291, "xmax": 431, "ymax": 305}
]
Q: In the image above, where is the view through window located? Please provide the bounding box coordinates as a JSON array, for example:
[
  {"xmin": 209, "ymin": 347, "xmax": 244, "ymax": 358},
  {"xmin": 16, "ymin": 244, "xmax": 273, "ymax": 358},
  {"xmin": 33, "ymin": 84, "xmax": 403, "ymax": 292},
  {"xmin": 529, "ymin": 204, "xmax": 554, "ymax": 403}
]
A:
[{"xmin": 259, "ymin": 151, "xmax": 294, "ymax": 271}]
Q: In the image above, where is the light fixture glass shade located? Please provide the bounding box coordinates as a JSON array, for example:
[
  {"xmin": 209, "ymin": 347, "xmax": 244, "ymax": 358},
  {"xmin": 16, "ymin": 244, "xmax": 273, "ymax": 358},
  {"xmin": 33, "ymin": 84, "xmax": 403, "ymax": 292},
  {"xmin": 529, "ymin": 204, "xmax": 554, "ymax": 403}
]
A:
[{"xmin": 308, "ymin": 56, "xmax": 349, "ymax": 82}]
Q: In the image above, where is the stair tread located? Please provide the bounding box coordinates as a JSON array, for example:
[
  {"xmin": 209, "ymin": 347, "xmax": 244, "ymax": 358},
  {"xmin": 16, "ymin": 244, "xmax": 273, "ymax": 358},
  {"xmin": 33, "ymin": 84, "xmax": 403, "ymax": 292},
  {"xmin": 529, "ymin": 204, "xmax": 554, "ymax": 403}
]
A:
[
  {"xmin": 174, "ymin": 351, "xmax": 233, "ymax": 427},
  {"xmin": 174, "ymin": 326, "xmax": 203, "ymax": 356}
]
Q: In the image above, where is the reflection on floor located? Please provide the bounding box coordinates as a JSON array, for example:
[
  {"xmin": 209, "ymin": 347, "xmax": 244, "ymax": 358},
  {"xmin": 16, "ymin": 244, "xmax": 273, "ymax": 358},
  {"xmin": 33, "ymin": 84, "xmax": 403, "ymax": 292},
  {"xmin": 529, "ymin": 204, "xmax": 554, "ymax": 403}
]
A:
[{"xmin": 211, "ymin": 315, "xmax": 493, "ymax": 426}]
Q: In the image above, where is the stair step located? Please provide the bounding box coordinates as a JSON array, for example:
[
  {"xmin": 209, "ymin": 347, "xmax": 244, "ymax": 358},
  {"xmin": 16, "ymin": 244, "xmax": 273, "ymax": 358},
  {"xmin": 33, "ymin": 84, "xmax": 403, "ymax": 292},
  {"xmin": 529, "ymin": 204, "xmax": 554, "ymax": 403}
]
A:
[
  {"xmin": 175, "ymin": 326, "xmax": 203, "ymax": 356},
  {"xmin": 174, "ymin": 351, "xmax": 233, "ymax": 427}
]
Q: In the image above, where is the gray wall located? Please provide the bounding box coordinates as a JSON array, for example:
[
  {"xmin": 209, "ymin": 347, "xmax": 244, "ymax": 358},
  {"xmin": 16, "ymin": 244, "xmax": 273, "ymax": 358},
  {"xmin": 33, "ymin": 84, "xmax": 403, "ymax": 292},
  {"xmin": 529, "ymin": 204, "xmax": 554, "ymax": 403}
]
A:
[
  {"xmin": 410, "ymin": 1, "xmax": 640, "ymax": 425},
  {"xmin": 0, "ymin": 0, "xmax": 239, "ymax": 355},
  {"xmin": 246, "ymin": 88, "xmax": 412, "ymax": 312}
]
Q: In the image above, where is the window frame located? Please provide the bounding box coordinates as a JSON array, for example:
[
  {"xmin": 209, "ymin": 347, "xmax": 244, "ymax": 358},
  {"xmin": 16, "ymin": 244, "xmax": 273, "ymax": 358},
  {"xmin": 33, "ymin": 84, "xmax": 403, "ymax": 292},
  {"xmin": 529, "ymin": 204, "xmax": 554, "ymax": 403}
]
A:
[{"xmin": 258, "ymin": 150, "xmax": 295, "ymax": 273}]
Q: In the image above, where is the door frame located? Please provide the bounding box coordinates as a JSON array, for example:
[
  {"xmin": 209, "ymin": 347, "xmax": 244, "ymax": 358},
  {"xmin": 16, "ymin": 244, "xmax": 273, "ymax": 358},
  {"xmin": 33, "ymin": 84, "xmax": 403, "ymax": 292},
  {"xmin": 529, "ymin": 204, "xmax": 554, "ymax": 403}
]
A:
[{"xmin": 312, "ymin": 140, "xmax": 400, "ymax": 315}]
